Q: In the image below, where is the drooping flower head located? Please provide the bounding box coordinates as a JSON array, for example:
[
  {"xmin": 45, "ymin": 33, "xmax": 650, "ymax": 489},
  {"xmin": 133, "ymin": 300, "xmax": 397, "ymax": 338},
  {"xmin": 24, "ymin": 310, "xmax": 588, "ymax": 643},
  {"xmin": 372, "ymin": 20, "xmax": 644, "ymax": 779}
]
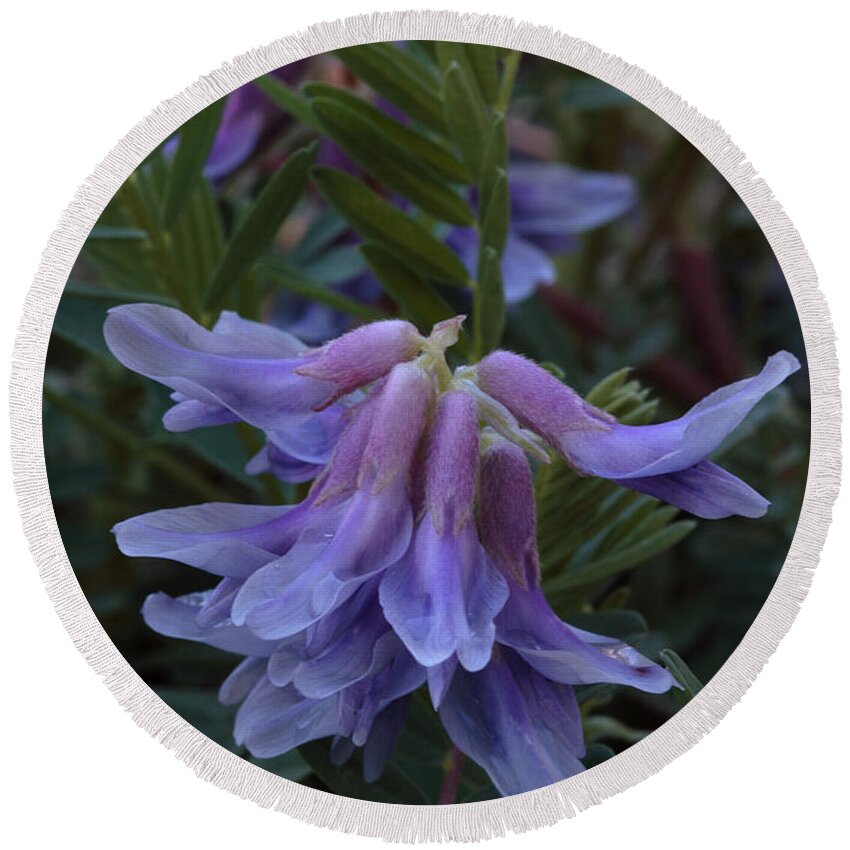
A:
[{"xmin": 106, "ymin": 304, "xmax": 798, "ymax": 795}]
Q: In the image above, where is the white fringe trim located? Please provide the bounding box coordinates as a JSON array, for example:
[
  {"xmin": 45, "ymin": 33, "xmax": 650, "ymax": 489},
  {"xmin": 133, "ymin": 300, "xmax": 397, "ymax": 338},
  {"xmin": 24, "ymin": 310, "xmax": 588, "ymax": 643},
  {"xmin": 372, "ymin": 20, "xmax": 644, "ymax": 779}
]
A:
[{"xmin": 8, "ymin": 9, "xmax": 840, "ymax": 842}]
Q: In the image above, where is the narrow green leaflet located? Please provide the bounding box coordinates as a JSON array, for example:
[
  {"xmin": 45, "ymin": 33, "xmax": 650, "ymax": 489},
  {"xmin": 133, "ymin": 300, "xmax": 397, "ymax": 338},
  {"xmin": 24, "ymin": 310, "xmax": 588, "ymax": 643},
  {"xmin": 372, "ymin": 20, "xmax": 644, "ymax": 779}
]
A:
[
  {"xmin": 581, "ymin": 743, "xmax": 616, "ymax": 769},
  {"xmin": 463, "ymin": 44, "xmax": 500, "ymax": 105},
  {"xmin": 252, "ymin": 74, "xmax": 319, "ymax": 130},
  {"xmin": 290, "ymin": 208, "xmax": 349, "ymax": 262},
  {"xmin": 359, "ymin": 243, "xmax": 470, "ymax": 355},
  {"xmin": 478, "ymin": 168, "xmax": 509, "ymax": 259},
  {"xmin": 298, "ymin": 741, "xmax": 429, "ymax": 804},
  {"xmin": 435, "ymin": 42, "xmax": 499, "ymax": 106},
  {"xmin": 310, "ymin": 97, "xmax": 473, "ymax": 225},
  {"xmin": 585, "ymin": 367, "xmax": 633, "ymax": 406},
  {"xmin": 566, "ymin": 609, "xmax": 649, "ymax": 644},
  {"xmin": 87, "ymin": 226, "xmax": 147, "ymax": 240},
  {"xmin": 43, "ymin": 384, "xmax": 230, "ymax": 502},
  {"xmin": 258, "ymin": 256, "xmax": 388, "ymax": 321},
  {"xmin": 203, "ymin": 141, "xmax": 317, "ymax": 311},
  {"xmin": 660, "ymin": 649, "xmax": 704, "ymax": 702},
  {"xmin": 297, "ymin": 244, "xmax": 366, "ymax": 284},
  {"xmin": 167, "ymin": 178, "xmax": 226, "ymax": 310},
  {"xmin": 313, "ymin": 166, "xmax": 470, "ymax": 287},
  {"xmin": 474, "ymin": 246, "xmax": 506, "ymax": 358},
  {"xmin": 247, "ymin": 752, "xmax": 311, "ymax": 782},
  {"xmin": 442, "ymin": 61, "xmax": 489, "ymax": 180},
  {"xmin": 583, "ymin": 715, "xmax": 649, "ymax": 745},
  {"xmin": 545, "ymin": 514, "xmax": 696, "ymax": 595},
  {"xmin": 303, "ymin": 83, "xmax": 472, "ymax": 184},
  {"xmin": 479, "ymin": 113, "xmax": 508, "ymax": 217},
  {"xmin": 335, "ymin": 43, "xmax": 446, "ymax": 134},
  {"xmin": 161, "ymin": 98, "xmax": 226, "ymax": 228}
]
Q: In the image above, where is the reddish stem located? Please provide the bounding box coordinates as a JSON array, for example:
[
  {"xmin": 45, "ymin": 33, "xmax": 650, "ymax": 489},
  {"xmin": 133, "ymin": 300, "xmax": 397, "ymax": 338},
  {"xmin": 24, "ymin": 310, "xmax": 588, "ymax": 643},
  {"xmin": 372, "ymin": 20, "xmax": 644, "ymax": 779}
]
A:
[
  {"xmin": 538, "ymin": 286, "xmax": 717, "ymax": 405},
  {"xmin": 437, "ymin": 745, "xmax": 466, "ymax": 805},
  {"xmin": 671, "ymin": 246, "xmax": 745, "ymax": 384}
]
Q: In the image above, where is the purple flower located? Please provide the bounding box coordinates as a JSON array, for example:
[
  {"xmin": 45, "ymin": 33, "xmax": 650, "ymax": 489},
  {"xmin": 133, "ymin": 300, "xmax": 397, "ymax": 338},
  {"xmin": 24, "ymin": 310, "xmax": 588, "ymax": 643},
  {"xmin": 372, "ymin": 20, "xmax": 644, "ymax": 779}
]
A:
[
  {"xmin": 379, "ymin": 391, "xmax": 510, "ymax": 671},
  {"xmin": 106, "ymin": 307, "xmax": 795, "ymax": 794},
  {"xmin": 433, "ymin": 434, "xmax": 671, "ymax": 795},
  {"xmin": 104, "ymin": 305, "xmax": 422, "ymax": 481},
  {"xmin": 230, "ymin": 362, "xmax": 433, "ymax": 640},
  {"xmin": 167, "ymin": 65, "xmax": 307, "ymax": 181},
  {"xmin": 447, "ymin": 162, "xmax": 637, "ymax": 303},
  {"xmin": 475, "ymin": 349, "xmax": 800, "ymax": 519}
]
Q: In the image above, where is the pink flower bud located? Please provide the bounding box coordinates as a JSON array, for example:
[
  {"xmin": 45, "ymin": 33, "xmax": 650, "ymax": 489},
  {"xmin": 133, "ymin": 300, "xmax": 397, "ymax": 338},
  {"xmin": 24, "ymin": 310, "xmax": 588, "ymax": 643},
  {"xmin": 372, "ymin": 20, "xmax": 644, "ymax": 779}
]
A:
[
  {"xmin": 475, "ymin": 351, "xmax": 611, "ymax": 453},
  {"xmin": 479, "ymin": 435, "xmax": 540, "ymax": 588},
  {"xmin": 424, "ymin": 391, "xmax": 480, "ymax": 535},
  {"xmin": 296, "ymin": 320, "xmax": 423, "ymax": 403},
  {"xmin": 358, "ymin": 362, "xmax": 434, "ymax": 492}
]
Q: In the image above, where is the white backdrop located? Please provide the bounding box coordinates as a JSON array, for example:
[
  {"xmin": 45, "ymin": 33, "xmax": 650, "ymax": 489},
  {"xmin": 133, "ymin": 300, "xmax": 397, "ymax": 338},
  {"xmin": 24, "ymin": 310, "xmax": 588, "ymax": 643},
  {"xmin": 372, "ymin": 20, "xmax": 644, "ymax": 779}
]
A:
[{"xmin": 2, "ymin": 1, "xmax": 847, "ymax": 847}]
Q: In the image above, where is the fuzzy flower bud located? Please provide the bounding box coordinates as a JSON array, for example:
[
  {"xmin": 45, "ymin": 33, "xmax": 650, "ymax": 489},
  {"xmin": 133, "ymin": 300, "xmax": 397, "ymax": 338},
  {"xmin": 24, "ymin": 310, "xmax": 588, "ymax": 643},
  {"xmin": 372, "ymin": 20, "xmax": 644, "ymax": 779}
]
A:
[
  {"xmin": 475, "ymin": 350, "xmax": 612, "ymax": 452},
  {"xmin": 478, "ymin": 434, "xmax": 540, "ymax": 588},
  {"xmin": 296, "ymin": 319, "xmax": 423, "ymax": 402},
  {"xmin": 423, "ymin": 391, "xmax": 479, "ymax": 535}
]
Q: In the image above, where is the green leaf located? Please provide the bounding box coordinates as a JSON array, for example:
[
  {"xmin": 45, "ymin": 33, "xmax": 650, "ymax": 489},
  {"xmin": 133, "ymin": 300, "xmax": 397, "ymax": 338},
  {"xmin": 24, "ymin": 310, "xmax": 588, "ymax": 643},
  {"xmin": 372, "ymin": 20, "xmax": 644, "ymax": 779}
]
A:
[
  {"xmin": 359, "ymin": 243, "xmax": 469, "ymax": 353},
  {"xmin": 290, "ymin": 209, "xmax": 349, "ymax": 262},
  {"xmin": 478, "ymin": 113, "xmax": 508, "ymax": 215},
  {"xmin": 473, "ymin": 246, "xmax": 505, "ymax": 357},
  {"xmin": 463, "ymin": 44, "xmax": 500, "ymax": 105},
  {"xmin": 298, "ymin": 740, "xmax": 429, "ymax": 804},
  {"xmin": 479, "ymin": 168, "xmax": 510, "ymax": 258},
  {"xmin": 43, "ymin": 383, "xmax": 230, "ymax": 502},
  {"xmin": 203, "ymin": 141, "xmax": 317, "ymax": 311},
  {"xmin": 566, "ymin": 609, "xmax": 649, "ymax": 644},
  {"xmin": 495, "ymin": 51, "xmax": 522, "ymax": 112},
  {"xmin": 442, "ymin": 61, "xmax": 489, "ymax": 179},
  {"xmin": 561, "ymin": 77, "xmax": 639, "ymax": 111},
  {"xmin": 310, "ymin": 97, "xmax": 473, "ymax": 225},
  {"xmin": 161, "ymin": 98, "xmax": 226, "ymax": 228},
  {"xmin": 253, "ymin": 74, "xmax": 319, "ymax": 130},
  {"xmin": 88, "ymin": 225, "xmax": 147, "ymax": 240},
  {"xmin": 659, "ymin": 649, "xmax": 704, "ymax": 702},
  {"xmin": 143, "ymin": 384, "xmax": 262, "ymax": 492},
  {"xmin": 546, "ymin": 520, "xmax": 696, "ymax": 594},
  {"xmin": 435, "ymin": 43, "xmax": 499, "ymax": 107},
  {"xmin": 335, "ymin": 43, "xmax": 446, "ymax": 134},
  {"xmin": 583, "ymin": 715, "xmax": 649, "ymax": 745},
  {"xmin": 154, "ymin": 687, "xmax": 236, "ymax": 749},
  {"xmin": 258, "ymin": 256, "xmax": 388, "ymax": 321},
  {"xmin": 296, "ymin": 244, "xmax": 366, "ymax": 284},
  {"xmin": 303, "ymin": 83, "xmax": 471, "ymax": 184},
  {"xmin": 249, "ymin": 751, "xmax": 311, "ymax": 782},
  {"xmin": 585, "ymin": 367, "xmax": 633, "ymax": 407},
  {"xmin": 581, "ymin": 743, "xmax": 615, "ymax": 769},
  {"xmin": 161, "ymin": 174, "xmax": 225, "ymax": 313},
  {"xmin": 312, "ymin": 166, "xmax": 470, "ymax": 287}
]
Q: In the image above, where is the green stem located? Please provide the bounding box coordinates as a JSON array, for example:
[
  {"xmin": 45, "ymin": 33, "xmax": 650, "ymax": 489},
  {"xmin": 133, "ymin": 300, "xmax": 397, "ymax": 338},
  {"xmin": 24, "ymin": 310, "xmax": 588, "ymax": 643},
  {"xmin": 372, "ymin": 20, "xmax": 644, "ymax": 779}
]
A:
[
  {"xmin": 44, "ymin": 384, "xmax": 229, "ymax": 502},
  {"xmin": 496, "ymin": 51, "xmax": 522, "ymax": 112}
]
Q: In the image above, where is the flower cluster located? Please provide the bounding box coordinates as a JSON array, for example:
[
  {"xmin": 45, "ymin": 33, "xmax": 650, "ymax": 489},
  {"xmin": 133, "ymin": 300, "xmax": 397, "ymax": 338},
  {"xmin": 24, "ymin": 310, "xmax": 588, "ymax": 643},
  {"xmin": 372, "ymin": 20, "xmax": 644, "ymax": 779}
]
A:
[{"xmin": 105, "ymin": 305, "xmax": 798, "ymax": 795}]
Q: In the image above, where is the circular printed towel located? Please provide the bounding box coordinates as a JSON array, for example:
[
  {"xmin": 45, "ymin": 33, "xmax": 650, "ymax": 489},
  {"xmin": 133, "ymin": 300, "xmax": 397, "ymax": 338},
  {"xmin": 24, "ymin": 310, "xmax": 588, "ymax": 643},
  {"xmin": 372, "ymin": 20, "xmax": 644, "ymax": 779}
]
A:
[{"xmin": 12, "ymin": 12, "xmax": 837, "ymax": 842}]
